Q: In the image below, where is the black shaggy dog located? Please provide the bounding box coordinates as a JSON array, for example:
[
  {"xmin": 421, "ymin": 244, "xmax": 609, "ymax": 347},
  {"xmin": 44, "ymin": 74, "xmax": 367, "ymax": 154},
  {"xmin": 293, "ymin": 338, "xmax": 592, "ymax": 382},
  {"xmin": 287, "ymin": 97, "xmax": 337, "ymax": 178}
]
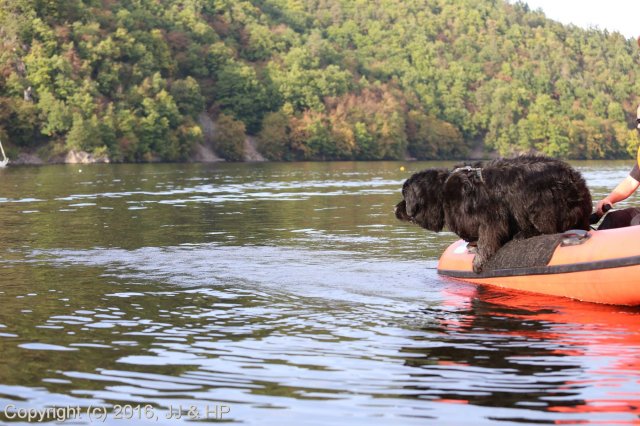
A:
[{"xmin": 395, "ymin": 155, "xmax": 592, "ymax": 273}]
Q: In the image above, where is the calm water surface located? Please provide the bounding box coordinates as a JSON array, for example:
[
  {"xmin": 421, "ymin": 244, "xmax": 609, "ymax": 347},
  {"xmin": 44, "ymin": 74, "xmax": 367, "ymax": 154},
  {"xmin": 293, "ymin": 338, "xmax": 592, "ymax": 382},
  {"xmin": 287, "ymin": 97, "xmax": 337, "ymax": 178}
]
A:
[{"xmin": 0, "ymin": 161, "xmax": 638, "ymax": 425}]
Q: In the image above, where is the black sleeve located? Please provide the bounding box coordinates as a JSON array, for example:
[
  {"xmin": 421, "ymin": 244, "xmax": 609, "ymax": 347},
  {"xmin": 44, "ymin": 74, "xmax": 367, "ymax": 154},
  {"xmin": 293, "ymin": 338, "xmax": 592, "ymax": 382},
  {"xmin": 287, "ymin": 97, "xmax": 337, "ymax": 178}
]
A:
[{"xmin": 630, "ymin": 164, "xmax": 640, "ymax": 182}]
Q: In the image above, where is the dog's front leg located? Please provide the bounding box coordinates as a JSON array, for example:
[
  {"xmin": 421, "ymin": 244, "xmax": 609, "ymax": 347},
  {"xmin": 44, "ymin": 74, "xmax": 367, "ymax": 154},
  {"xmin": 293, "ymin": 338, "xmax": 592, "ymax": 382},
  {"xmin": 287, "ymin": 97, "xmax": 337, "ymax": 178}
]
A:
[{"xmin": 473, "ymin": 223, "xmax": 506, "ymax": 274}]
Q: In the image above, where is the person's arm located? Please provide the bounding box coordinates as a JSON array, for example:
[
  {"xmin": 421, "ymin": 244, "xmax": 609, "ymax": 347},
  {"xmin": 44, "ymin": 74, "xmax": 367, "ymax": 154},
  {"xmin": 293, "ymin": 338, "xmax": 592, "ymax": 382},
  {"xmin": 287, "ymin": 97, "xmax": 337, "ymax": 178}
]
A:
[{"xmin": 596, "ymin": 175, "xmax": 640, "ymax": 215}]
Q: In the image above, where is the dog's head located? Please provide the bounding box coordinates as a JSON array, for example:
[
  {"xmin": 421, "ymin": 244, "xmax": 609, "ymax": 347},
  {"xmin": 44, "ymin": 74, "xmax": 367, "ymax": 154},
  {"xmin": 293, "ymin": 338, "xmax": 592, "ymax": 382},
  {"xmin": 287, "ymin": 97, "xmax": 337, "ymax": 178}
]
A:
[{"xmin": 394, "ymin": 169, "xmax": 448, "ymax": 232}]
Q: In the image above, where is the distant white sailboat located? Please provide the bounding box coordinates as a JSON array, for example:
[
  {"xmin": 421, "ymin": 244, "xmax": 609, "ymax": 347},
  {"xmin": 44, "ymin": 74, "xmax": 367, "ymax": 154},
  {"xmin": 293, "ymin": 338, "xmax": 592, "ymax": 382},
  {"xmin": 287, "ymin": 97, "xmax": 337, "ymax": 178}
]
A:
[{"xmin": 0, "ymin": 140, "xmax": 8, "ymax": 167}]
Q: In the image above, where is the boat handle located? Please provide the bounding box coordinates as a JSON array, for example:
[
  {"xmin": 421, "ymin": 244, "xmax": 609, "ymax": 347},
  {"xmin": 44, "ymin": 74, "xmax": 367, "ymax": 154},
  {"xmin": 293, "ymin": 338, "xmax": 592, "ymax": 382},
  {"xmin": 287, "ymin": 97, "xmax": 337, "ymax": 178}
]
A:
[
  {"xmin": 589, "ymin": 204, "xmax": 611, "ymax": 225},
  {"xmin": 561, "ymin": 229, "xmax": 591, "ymax": 246}
]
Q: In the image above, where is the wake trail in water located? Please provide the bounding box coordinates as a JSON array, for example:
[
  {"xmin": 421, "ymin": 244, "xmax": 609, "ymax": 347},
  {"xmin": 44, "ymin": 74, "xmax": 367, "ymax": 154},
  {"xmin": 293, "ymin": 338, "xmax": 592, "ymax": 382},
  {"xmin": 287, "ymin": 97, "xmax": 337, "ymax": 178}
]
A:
[{"xmin": 29, "ymin": 244, "xmax": 444, "ymax": 305}]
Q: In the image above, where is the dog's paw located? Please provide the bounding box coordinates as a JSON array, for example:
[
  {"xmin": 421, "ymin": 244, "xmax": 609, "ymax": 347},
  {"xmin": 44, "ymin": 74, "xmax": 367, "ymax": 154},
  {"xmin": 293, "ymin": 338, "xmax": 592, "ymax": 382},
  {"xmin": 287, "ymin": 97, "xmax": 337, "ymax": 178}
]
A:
[{"xmin": 472, "ymin": 255, "xmax": 485, "ymax": 274}]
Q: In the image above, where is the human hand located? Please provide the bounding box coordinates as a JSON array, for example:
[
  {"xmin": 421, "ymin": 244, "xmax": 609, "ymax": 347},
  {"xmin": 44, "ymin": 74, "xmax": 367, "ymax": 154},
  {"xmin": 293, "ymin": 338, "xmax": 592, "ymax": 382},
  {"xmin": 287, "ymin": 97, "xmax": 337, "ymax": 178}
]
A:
[{"xmin": 595, "ymin": 199, "xmax": 612, "ymax": 216}]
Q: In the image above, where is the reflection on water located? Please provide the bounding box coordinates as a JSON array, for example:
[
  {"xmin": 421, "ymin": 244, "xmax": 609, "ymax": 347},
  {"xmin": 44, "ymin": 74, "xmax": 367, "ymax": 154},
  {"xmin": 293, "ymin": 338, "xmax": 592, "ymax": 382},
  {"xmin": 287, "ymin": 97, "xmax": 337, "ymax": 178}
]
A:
[{"xmin": 0, "ymin": 161, "xmax": 638, "ymax": 425}]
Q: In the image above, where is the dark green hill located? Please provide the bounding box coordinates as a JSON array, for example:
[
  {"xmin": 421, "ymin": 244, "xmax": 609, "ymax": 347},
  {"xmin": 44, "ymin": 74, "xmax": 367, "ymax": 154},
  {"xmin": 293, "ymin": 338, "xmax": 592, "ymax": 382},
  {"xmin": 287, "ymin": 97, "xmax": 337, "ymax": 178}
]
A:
[{"xmin": 1, "ymin": 0, "xmax": 638, "ymax": 162}]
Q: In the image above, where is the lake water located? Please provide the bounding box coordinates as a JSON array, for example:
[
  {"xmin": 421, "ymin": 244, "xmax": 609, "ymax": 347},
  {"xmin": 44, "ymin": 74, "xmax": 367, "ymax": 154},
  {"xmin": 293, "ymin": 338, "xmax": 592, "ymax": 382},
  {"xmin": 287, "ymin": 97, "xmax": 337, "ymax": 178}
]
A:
[{"xmin": 0, "ymin": 161, "xmax": 639, "ymax": 425}]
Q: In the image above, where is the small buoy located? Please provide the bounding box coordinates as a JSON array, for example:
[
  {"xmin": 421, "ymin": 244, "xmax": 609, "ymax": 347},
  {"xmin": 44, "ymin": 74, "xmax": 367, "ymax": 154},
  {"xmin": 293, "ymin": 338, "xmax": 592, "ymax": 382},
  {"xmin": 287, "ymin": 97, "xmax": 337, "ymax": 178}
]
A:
[
  {"xmin": 400, "ymin": 166, "xmax": 405, "ymax": 171},
  {"xmin": 79, "ymin": 169, "xmax": 82, "ymax": 173}
]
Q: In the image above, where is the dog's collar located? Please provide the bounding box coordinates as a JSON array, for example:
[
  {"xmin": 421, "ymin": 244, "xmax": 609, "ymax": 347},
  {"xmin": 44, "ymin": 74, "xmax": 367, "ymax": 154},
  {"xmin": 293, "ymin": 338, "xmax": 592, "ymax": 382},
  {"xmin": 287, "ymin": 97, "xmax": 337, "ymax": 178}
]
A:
[{"xmin": 450, "ymin": 166, "xmax": 484, "ymax": 183}]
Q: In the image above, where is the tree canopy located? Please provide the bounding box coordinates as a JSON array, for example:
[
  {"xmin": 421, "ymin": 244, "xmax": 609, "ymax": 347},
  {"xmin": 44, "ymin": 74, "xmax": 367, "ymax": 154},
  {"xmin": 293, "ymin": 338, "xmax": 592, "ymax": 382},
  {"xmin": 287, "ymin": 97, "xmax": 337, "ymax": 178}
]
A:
[{"xmin": 0, "ymin": 0, "xmax": 639, "ymax": 162}]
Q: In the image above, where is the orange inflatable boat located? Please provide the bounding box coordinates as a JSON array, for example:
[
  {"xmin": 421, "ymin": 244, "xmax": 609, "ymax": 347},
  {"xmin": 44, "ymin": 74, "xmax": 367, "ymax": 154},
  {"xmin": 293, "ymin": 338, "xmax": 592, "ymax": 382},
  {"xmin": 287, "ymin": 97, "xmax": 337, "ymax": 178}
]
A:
[{"xmin": 437, "ymin": 226, "xmax": 640, "ymax": 306}]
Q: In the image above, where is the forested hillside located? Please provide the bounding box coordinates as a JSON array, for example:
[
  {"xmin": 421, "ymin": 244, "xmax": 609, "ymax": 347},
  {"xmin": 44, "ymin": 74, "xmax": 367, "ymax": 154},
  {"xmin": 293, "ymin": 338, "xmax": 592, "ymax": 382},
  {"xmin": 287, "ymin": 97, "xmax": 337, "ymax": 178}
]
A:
[{"xmin": 1, "ymin": 0, "xmax": 639, "ymax": 162}]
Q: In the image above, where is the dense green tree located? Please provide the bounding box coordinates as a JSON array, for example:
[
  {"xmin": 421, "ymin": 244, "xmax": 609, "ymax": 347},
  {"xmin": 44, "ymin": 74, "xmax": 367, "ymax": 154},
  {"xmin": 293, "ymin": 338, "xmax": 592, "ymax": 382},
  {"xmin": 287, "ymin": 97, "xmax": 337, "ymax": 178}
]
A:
[
  {"xmin": 213, "ymin": 114, "xmax": 246, "ymax": 161},
  {"xmin": 170, "ymin": 77, "xmax": 205, "ymax": 118},
  {"xmin": 37, "ymin": 90, "xmax": 72, "ymax": 137},
  {"xmin": 1, "ymin": 0, "xmax": 640, "ymax": 162},
  {"xmin": 407, "ymin": 110, "xmax": 466, "ymax": 159},
  {"xmin": 0, "ymin": 98, "xmax": 39, "ymax": 147},
  {"xmin": 66, "ymin": 112, "xmax": 115, "ymax": 157},
  {"xmin": 258, "ymin": 110, "xmax": 292, "ymax": 160},
  {"xmin": 215, "ymin": 61, "xmax": 275, "ymax": 133}
]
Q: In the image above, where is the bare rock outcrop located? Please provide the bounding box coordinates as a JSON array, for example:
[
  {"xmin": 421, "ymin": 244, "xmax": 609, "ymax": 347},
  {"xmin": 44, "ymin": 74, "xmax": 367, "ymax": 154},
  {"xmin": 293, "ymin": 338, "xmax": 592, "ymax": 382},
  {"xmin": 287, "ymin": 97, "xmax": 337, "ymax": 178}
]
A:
[
  {"xmin": 244, "ymin": 136, "xmax": 266, "ymax": 162},
  {"xmin": 64, "ymin": 150, "xmax": 110, "ymax": 164},
  {"xmin": 191, "ymin": 143, "xmax": 223, "ymax": 163}
]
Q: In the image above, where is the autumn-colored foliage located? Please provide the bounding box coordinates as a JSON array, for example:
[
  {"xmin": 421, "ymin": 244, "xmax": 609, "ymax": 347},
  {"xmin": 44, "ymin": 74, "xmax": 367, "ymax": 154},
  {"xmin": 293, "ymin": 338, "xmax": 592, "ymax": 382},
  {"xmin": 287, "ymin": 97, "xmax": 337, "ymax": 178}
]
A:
[{"xmin": 1, "ymin": 0, "xmax": 639, "ymax": 161}]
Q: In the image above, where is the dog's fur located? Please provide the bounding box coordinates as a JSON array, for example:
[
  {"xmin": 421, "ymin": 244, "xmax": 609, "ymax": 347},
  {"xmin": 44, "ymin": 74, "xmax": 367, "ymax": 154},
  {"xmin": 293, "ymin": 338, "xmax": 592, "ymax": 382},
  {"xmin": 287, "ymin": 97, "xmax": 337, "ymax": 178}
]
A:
[{"xmin": 395, "ymin": 155, "xmax": 592, "ymax": 273}]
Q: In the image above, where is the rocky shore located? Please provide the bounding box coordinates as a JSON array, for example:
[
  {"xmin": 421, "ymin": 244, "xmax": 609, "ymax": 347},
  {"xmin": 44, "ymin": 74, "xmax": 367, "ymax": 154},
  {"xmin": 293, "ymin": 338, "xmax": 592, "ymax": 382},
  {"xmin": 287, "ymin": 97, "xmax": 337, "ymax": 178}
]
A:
[{"xmin": 7, "ymin": 139, "xmax": 266, "ymax": 166}]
